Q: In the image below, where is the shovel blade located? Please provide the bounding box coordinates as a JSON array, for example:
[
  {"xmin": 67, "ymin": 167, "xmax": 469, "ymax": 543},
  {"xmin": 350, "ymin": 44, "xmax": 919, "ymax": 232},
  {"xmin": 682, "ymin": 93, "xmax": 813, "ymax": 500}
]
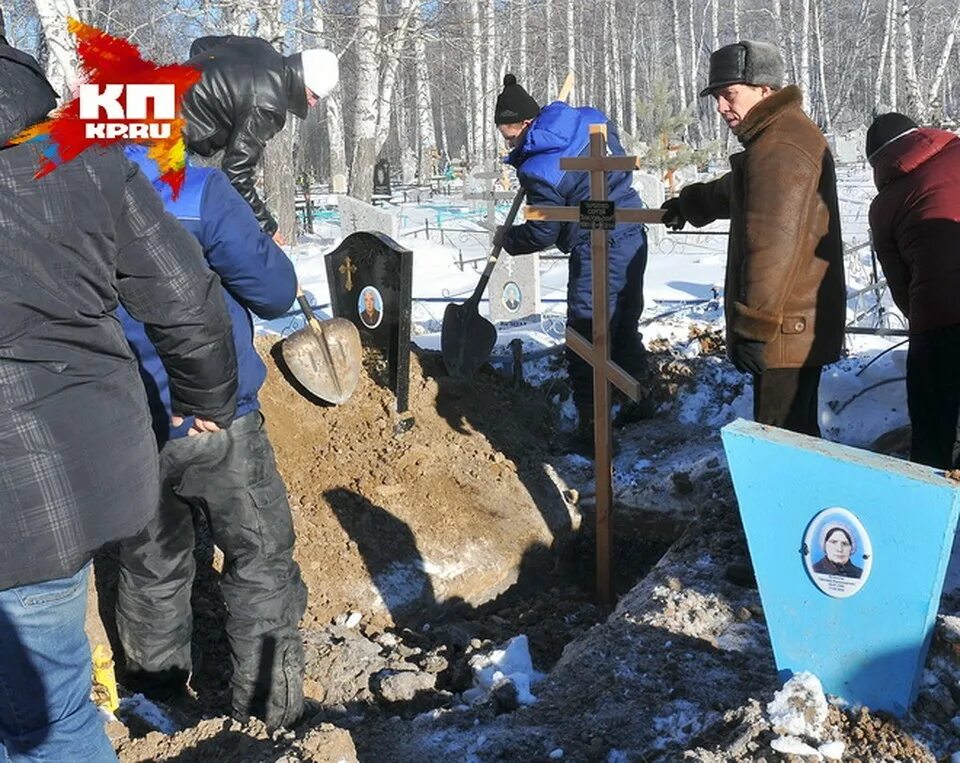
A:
[
  {"xmin": 441, "ymin": 302, "xmax": 497, "ymax": 378},
  {"xmin": 281, "ymin": 317, "xmax": 362, "ymax": 404}
]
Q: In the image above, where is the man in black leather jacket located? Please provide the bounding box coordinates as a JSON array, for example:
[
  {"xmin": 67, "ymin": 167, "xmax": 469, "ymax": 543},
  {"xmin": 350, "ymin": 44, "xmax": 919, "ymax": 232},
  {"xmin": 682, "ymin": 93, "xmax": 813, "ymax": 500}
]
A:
[{"xmin": 182, "ymin": 36, "xmax": 338, "ymax": 240}]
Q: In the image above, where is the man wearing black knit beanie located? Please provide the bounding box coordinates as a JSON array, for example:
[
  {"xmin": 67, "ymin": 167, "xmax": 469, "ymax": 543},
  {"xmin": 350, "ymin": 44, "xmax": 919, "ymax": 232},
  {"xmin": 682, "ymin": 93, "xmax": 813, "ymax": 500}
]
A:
[
  {"xmin": 867, "ymin": 111, "xmax": 960, "ymax": 468},
  {"xmin": 493, "ymin": 74, "xmax": 651, "ymax": 458}
]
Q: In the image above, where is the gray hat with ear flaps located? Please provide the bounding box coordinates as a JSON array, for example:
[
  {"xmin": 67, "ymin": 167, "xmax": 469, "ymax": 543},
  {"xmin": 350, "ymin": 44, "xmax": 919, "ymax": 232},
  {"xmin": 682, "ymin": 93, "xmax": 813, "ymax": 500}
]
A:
[{"xmin": 700, "ymin": 40, "xmax": 784, "ymax": 97}]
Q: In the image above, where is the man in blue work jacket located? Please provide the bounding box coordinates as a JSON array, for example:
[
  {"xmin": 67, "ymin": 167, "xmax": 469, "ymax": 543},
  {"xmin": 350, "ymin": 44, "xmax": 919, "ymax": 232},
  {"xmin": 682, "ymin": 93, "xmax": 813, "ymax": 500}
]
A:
[
  {"xmin": 493, "ymin": 74, "xmax": 650, "ymax": 456},
  {"xmin": 115, "ymin": 146, "xmax": 307, "ymax": 730}
]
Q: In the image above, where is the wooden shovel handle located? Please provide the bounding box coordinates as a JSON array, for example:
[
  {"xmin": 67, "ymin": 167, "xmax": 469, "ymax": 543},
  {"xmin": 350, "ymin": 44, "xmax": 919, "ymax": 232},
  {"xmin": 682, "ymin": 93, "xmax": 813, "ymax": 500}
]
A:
[
  {"xmin": 465, "ymin": 72, "xmax": 576, "ymax": 310},
  {"xmin": 296, "ymin": 287, "xmax": 323, "ymax": 332},
  {"xmin": 466, "ymin": 187, "xmax": 526, "ymax": 309}
]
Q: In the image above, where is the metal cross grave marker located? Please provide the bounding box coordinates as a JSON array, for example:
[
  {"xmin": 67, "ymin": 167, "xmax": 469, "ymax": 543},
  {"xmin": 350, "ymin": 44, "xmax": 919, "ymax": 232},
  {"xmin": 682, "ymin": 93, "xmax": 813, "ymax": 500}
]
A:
[{"xmin": 526, "ymin": 123, "xmax": 664, "ymax": 603}]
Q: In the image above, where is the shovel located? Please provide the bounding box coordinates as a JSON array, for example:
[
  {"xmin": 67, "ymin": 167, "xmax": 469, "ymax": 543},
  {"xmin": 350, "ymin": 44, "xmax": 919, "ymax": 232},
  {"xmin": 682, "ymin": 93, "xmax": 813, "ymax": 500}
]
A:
[
  {"xmin": 281, "ymin": 288, "xmax": 362, "ymax": 404},
  {"xmin": 441, "ymin": 188, "xmax": 525, "ymax": 378}
]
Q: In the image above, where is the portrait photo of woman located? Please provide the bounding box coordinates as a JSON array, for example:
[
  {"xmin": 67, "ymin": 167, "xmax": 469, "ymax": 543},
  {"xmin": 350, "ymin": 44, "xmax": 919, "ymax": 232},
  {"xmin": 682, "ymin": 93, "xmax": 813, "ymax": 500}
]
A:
[{"xmin": 812, "ymin": 524, "xmax": 864, "ymax": 579}]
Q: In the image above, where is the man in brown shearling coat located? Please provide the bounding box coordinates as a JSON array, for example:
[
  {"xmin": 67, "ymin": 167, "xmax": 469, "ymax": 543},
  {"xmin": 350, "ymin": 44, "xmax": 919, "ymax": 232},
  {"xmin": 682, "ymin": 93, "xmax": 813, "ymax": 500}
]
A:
[{"xmin": 661, "ymin": 41, "xmax": 845, "ymax": 437}]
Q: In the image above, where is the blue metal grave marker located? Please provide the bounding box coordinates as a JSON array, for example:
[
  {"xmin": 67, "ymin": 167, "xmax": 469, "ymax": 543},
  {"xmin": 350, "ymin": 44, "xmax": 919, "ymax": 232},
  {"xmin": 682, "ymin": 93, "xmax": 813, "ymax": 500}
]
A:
[{"xmin": 721, "ymin": 419, "xmax": 960, "ymax": 716}]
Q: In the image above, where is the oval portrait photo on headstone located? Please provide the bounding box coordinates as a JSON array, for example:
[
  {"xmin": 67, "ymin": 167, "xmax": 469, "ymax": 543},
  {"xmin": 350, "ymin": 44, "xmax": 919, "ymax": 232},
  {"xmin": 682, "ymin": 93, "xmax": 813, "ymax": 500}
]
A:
[
  {"xmin": 358, "ymin": 286, "xmax": 383, "ymax": 329},
  {"xmin": 803, "ymin": 507, "xmax": 872, "ymax": 598},
  {"xmin": 502, "ymin": 281, "xmax": 522, "ymax": 314}
]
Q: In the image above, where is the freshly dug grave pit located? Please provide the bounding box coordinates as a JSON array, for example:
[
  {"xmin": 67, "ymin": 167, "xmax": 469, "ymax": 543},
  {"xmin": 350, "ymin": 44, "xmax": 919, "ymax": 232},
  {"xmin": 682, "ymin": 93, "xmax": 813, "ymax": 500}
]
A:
[{"xmin": 256, "ymin": 337, "xmax": 581, "ymax": 630}]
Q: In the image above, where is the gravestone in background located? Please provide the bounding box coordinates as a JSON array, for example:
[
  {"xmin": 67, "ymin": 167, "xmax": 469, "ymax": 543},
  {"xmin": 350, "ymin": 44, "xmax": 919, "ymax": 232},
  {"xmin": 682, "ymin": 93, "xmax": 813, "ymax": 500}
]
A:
[
  {"xmin": 338, "ymin": 195, "xmax": 399, "ymax": 240},
  {"xmin": 722, "ymin": 419, "xmax": 960, "ymax": 716},
  {"xmin": 488, "ymin": 251, "xmax": 540, "ymax": 323},
  {"xmin": 400, "ymin": 149, "xmax": 417, "ymax": 185},
  {"xmin": 373, "ymin": 159, "xmax": 392, "ymax": 198},
  {"xmin": 325, "ymin": 232, "xmax": 413, "ymax": 412},
  {"xmin": 633, "ymin": 172, "xmax": 666, "ymax": 248},
  {"xmin": 833, "ymin": 126, "xmax": 868, "ymax": 165}
]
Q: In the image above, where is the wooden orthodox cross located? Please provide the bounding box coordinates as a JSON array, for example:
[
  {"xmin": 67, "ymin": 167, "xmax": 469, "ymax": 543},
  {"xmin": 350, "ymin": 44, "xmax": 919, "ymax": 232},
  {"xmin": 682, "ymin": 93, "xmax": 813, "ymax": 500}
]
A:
[{"xmin": 525, "ymin": 124, "xmax": 664, "ymax": 604}]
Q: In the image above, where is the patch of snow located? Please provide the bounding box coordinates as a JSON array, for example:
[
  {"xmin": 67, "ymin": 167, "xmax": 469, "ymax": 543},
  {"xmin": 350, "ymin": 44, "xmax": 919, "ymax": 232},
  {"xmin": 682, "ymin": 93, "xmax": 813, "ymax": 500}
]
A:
[
  {"xmin": 818, "ymin": 740, "xmax": 846, "ymax": 760},
  {"xmin": 650, "ymin": 699, "xmax": 705, "ymax": 749},
  {"xmin": 767, "ymin": 672, "xmax": 829, "ymax": 741},
  {"xmin": 120, "ymin": 694, "xmax": 178, "ymax": 735},
  {"xmin": 714, "ymin": 621, "xmax": 764, "ymax": 653},
  {"xmin": 548, "ymin": 749, "xmax": 564, "ymax": 759},
  {"xmin": 462, "ymin": 634, "xmax": 543, "ymax": 706},
  {"xmin": 771, "ymin": 735, "xmax": 821, "ymax": 757}
]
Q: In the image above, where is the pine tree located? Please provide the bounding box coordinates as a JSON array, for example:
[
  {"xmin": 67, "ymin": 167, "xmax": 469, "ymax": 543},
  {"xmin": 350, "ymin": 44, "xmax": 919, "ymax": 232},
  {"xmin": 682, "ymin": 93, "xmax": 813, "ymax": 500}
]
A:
[{"xmin": 633, "ymin": 80, "xmax": 719, "ymax": 193}]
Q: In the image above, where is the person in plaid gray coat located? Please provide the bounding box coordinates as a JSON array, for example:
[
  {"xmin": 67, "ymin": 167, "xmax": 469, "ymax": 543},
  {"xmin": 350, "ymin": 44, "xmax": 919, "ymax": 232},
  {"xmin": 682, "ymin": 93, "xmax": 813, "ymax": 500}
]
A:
[{"xmin": 0, "ymin": 32, "xmax": 238, "ymax": 761}]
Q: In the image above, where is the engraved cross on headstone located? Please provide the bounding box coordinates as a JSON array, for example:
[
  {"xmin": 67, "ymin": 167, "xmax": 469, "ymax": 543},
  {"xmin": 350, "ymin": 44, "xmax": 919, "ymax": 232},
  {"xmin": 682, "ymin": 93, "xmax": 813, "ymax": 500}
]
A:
[
  {"xmin": 526, "ymin": 123, "xmax": 664, "ymax": 603},
  {"xmin": 339, "ymin": 256, "xmax": 357, "ymax": 292}
]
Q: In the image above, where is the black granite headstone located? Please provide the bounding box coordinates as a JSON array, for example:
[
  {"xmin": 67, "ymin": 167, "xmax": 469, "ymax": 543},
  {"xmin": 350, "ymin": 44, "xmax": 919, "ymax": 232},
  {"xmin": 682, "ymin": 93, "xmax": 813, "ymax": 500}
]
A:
[
  {"xmin": 373, "ymin": 159, "xmax": 392, "ymax": 197},
  {"xmin": 325, "ymin": 232, "xmax": 412, "ymax": 412}
]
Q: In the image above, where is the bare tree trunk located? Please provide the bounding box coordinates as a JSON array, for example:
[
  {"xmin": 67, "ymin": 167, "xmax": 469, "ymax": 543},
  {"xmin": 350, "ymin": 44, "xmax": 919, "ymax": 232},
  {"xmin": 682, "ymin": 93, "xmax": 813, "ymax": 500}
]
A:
[
  {"xmin": 349, "ymin": 0, "xmax": 379, "ymax": 201},
  {"xmin": 565, "ymin": 0, "xmax": 575, "ymax": 103},
  {"xmin": 373, "ymin": 0, "xmax": 418, "ymax": 157},
  {"xmin": 732, "ymin": 0, "xmax": 741, "ymax": 40},
  {"xmin": 889, "ymin": 0, "xmax": 899, "ymax": 110},
  {"xmin": 813, "ymin": 0, "xmax": 831, "ymax": 131},
  {"xmin": 484, "ymin": 0, "xmax": 496, "ymax": 160},
  {"xmin": 926, "ymin": 5, "xmax": 960, "ymax": 119},
  {"xmin": 874, "ymin": 0, "xmax": 894, "ymax": 110},
  {"xmin": 415, "ymin": 23, "xmax": 437, "ymax": 184},
  {"xmin": 312, "ymin": 6, "xmax": 347, "ymax": 193},
  {"xmin": 545, "ymin": 0, "xmax": 556, "ymax": 98},
  {"xmin": 601, "ymin": 1, "xmax": 611, "ymax": 117},
  {"xmin": 799, "ymin": 0, "xmax": 811, "ymax": 111},
  {"xmin": 518, "ymin": 0, "xmax": 527, "ymax": 86},
  {"xmin": 898, "ymin": 0, "xmax": 924, "ymax": 119},
  {"xmin": 828, "ymin": 0, "xmax": 871, "ymax": 118},
  {"xmin": 628, "ymin": 6, "xmax": 640, "ymax": 135},
  {"xmin": 609, "ymin": 1, "xmax": 623, "ymax": 127},
  {"xmin": 468, "ymin": 0, "xmax": 483, "ymax": 165},
  {"xmin": 259, "ymin": 2, "xmax": 297, "ymax": 243},
  {"xmin": 438, "ymin": 41, "xmax": 450, "ymax": 158},
  {"xmin": 688, "ymin": 0, "xmax": 705, "ymax": 143},
  {"xmin": 671, "ymin": 0, "xmax": 688, "ymax": 117},
  {"xmin": 712, "ymin": 0, "xmax": 721, "ymax": 138},
  {"xmin": 772, "ymin": 0, "xmax": 786, "ymax": 55},
  {"xmin": 33, "ymin": 0, "xmax": 80, "ymax": 98}
]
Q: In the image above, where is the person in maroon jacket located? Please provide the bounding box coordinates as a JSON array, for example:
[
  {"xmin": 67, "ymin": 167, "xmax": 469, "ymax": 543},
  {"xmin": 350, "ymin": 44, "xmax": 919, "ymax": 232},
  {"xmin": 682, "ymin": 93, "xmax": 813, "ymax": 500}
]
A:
[{"xmin": 867, "ymin": 112, "xmax": 960, "ymax": 468}]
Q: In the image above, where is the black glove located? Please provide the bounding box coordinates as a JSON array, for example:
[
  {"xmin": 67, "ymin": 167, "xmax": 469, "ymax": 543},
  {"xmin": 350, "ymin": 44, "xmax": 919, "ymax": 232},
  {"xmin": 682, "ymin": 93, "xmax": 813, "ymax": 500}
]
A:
[
  {"xmin": 660, "ymin": 197, "xmax": 686, "ymax": 231},
  {"xmin": 730, "ymin": 339, "xmax": 767, "ymax": 375}
]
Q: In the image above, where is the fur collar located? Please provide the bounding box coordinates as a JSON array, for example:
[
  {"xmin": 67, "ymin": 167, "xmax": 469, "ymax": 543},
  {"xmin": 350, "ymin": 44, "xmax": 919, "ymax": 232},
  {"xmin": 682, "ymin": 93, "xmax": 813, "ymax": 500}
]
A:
[{"xmin": 734, "ymin": 85, "xmax": 804, "ymax": 144}]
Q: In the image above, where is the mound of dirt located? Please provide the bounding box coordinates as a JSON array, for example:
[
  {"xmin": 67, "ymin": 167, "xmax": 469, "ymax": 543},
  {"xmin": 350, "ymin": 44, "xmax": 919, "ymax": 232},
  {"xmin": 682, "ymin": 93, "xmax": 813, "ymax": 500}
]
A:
[{"xmin": 257, "ymin": 338, "xmax": 574, "ymax": 629}]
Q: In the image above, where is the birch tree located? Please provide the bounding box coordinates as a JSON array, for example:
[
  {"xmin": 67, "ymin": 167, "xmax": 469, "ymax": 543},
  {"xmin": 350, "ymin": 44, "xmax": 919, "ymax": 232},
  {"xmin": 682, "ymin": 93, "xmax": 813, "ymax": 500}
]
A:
[
  {"xmin": 670, "ymin": 0, "xmax": 687, "ymax": 119},
  {"xmin": 258, "ymin": 2, "xmax": 296, "ymax": 243},
  {"xmin": 799, "ymin": 0, "xmax": 811, "ymax": 110},
  {"xmin": 467, "ymin": 0, "xmax": 483, "ymax": 164},
  {"xmin": 483, "ymin": 0, "xmax": 496, "ymax": 160},
  {"xmin": 813, "ymin": 0, "xmax": 831, "ymax": 130},
  {"xmin": 875, "ymin": 0, "xmax": 895, "ymax": 110},
  {"xmin": 349, "ymin": 0, "xmax": 379, "ymax": 201},
  {"xmin": 414, "ymin": 22, "xmax": 437, "ymax": 183},
  {"xmin": 926, "ymin": 5, "xmax": 960, "ymax": 120},
  {"xmin": 899, "ymin": 0, "xmax": 924, "ymax": 118},
  {"xmin": 33, "ymin": 0, "xmax": 79, "ymax": 98},
  {"xmin": 565, "ymin": 0, "xmax": 575, "ymax": 104}
]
